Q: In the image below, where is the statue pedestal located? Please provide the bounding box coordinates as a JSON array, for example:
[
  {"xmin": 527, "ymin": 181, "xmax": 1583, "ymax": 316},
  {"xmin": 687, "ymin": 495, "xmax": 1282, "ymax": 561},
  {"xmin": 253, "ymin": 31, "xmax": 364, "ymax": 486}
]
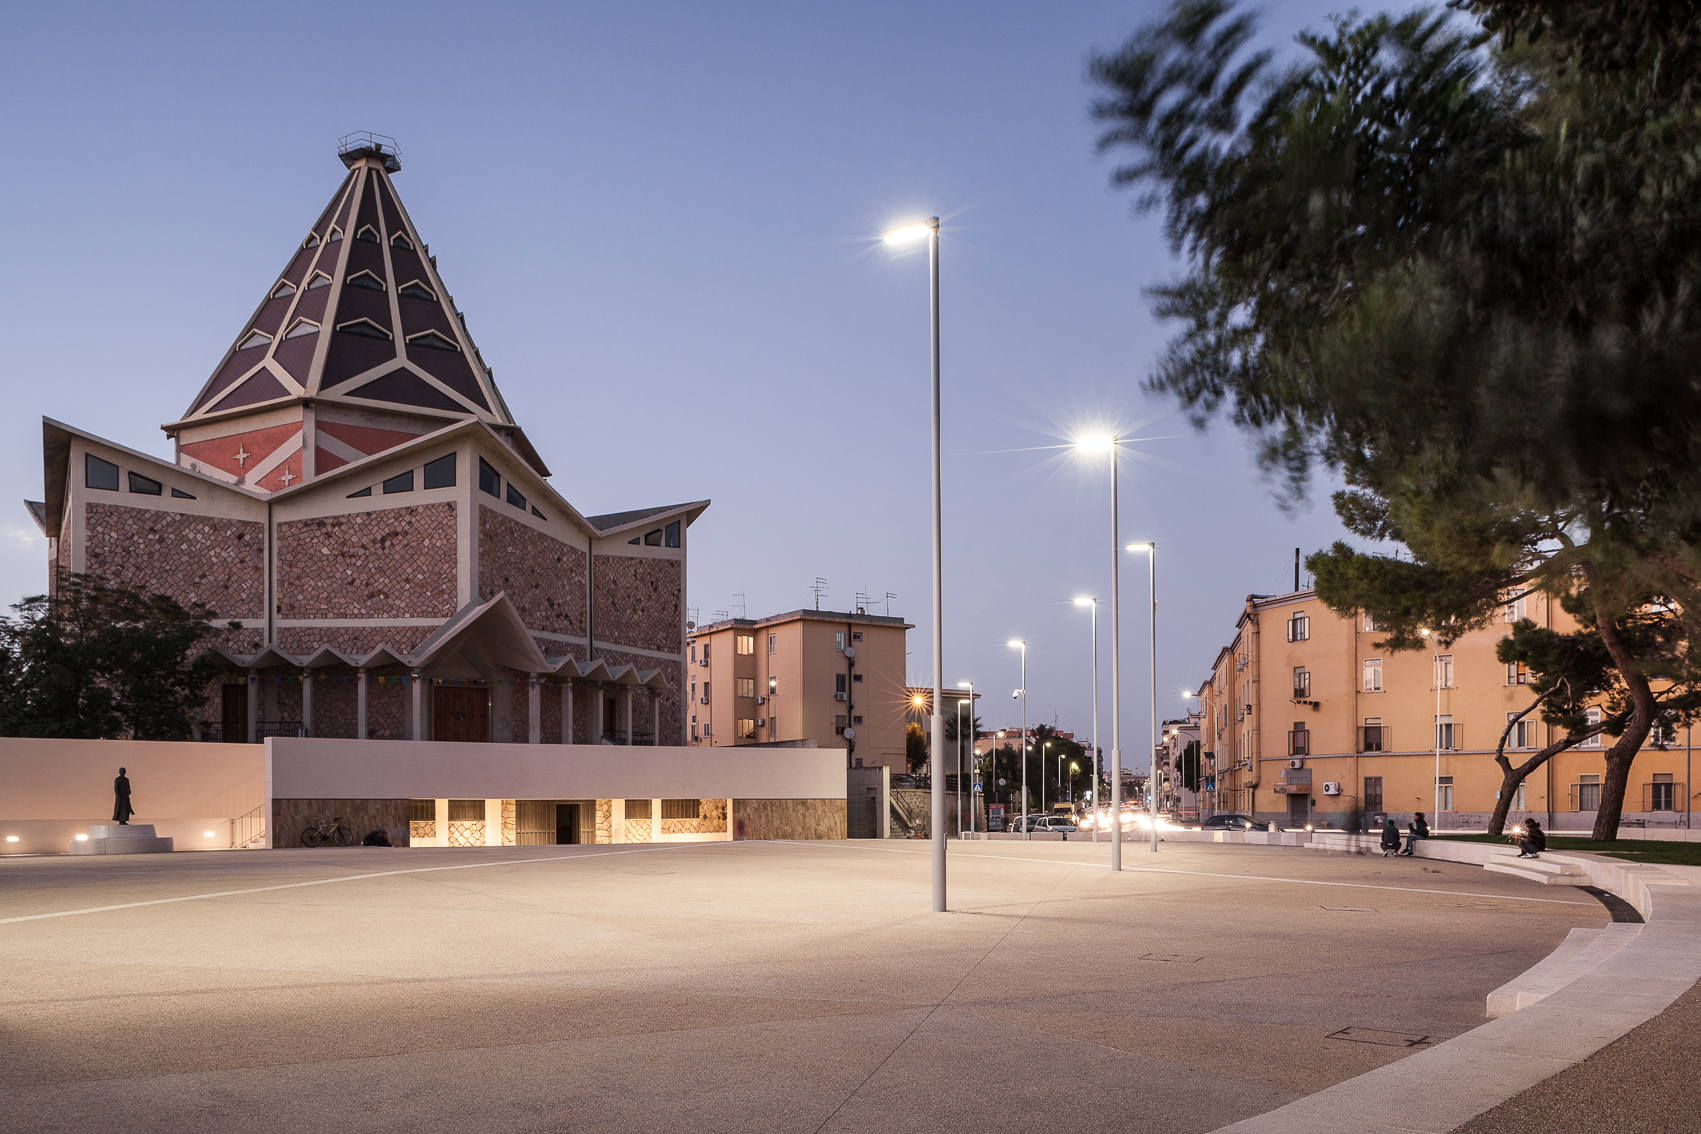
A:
[{"xmin": 70, "ymin": 824, "xmax": 174, "ymax": 855}]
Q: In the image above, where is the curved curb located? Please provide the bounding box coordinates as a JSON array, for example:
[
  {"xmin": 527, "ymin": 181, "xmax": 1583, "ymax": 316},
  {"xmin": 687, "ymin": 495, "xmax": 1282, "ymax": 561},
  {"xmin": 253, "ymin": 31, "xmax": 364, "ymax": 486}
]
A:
[{"xmin": 1208, "ymin": 844, "xmax": 1701, "ymax": 1134}]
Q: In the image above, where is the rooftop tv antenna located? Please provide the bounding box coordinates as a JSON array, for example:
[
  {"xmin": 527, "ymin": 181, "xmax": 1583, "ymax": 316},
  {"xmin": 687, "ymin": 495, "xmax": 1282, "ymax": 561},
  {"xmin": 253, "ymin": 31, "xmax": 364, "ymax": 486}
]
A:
[
  {"xmin": 885, "ymin": 592, "xmax": 897, "ymax": 617},
  {"xmin": 733, "ymin": 593, "xmax": 746, "ymax": 619},
  {"xmin": 812, "ymin": 577, "xmax": 828, "ymax": 610}
]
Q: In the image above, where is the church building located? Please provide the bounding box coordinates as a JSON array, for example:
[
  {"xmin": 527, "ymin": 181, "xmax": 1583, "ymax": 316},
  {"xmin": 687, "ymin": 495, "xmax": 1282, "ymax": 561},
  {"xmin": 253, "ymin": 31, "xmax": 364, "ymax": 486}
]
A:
[{"xmin": 30, "ymin": 135, "xmax": 704, "ymax": 747}]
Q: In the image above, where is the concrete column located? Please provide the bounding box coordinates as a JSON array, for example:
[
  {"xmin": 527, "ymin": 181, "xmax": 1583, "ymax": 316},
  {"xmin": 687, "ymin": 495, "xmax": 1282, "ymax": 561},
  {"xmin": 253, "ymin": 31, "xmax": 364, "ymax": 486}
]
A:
[
  {"xmin": 651, "ymin": 690, "xmax": 660, "ymax": 747},
  {"xmin": 528, "ymin": 673, "xmax": 541, "ymax": 744},
  {"xmin": 301, "ymin": 670, "xmax": 313, "ymax": 738},
  {"xmin": 246, "ymin": 670, "xmax": 258, "ymax": 744},
  {"xmin": 651, "ymin": 798, "xmax": 661, "ymax": 842},
  {"xmin": 411, "ymin": 673, "xmax": 424, "ymax": 740},
  {"xmin": 434, "ymin": 797, "xmax": 449, "ymax": 848},
  {"xmin": 593, "ymin": 686, "xmax": 605, "ymax": 743},
  {"xmin": 611, "ymin": 799, "xmax": 625, "ymax": 843},
  {"xmin": 561, "ymin": 682, "xmax": 574, "ymax": 745},
  {"xmin": 484, "ymin": 798, "xmax": 503, "ymax": 846},
  {"xmin": 623, "ymin": 686, "xmax": 634, "ymax": 745},
  {"xmin": 357, "ymin": 670, "xmax": 367, "ymax": 739}
]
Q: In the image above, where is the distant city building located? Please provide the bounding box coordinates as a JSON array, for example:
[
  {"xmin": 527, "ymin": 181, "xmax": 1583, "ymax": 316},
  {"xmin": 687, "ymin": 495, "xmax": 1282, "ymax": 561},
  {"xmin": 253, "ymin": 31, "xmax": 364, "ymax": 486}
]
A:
[{"xmin": 685, "ymin": 608, "xmax": 916, "ymax": 769}]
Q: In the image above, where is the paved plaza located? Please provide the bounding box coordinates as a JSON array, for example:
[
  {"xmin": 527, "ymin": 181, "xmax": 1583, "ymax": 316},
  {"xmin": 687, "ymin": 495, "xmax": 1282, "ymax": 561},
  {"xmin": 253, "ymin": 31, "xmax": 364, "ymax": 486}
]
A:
[{"xmin": 0, "ymin": 840, "xmax": 1616, "ymax": 1133}]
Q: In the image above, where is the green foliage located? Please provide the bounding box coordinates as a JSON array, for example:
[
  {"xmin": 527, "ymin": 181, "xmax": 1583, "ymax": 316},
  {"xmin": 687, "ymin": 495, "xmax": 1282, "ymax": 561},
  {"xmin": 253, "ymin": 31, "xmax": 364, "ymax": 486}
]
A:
[
  {"xmin": 942, "ymin": 711, "xmax": 982, "ymax": 745},
  {"xmin": 1091, "ymin": 1, "xmax": 1701, "ymax": 839},
  {"xmin": 905, "ymin": 721, "xmax": 929, "ymax": 774},
  {"xmin": 0, "ymin": 573, "xmax": 224, "ymax": 740}
]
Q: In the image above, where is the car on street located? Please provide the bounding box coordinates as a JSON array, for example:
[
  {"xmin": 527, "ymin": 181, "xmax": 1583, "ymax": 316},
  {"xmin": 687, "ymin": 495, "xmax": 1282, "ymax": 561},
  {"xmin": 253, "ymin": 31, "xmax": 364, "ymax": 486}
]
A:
[{"xmin": 1198, "ymin": 813, "xmax": 1270, "ymax": 832}]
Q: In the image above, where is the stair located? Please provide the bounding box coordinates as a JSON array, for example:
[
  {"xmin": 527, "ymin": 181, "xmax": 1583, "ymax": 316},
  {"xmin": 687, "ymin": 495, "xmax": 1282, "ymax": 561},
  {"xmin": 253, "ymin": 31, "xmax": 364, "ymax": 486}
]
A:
[
  {"xmin": 1486, "ymin": 922, "xmax": 1643, "ymax": 1017},
  {"xmin": 1483, "ymin": 853, "xmax": 1589, "ymax": 886}
]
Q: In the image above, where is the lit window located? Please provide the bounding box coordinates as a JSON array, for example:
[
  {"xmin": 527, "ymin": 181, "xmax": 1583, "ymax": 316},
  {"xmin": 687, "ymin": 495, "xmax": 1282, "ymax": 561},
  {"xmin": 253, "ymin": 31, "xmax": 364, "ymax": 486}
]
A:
[
  {"xmin": 736, "ymin": 635, "xmax": 755, "ymax": 655},
  {"xmin": 345, "ymin": 270, "xmax": 385, "ymax": 291},
  {"xmin": 271, "ymin": 281, "xmax": 297, "ymax": 299},
  {"xmin": 382, "ymin": 470, "xmax": 414, "ymax": 494},
  {"xmin": 736, "ymin": 678, "xmax": 755, "ymax": 698},
  {"xmin": 505, "ymin": 483, "xmax": 527, "ymax": 510},
  {"xmin": 736, "ymin": 718, "xmax": 756, "ymax": 739},
  {"xmin": 85, "ymin": 454, "xmax": 119, "ymax": 491},
  {"xmin": 127, "ymin": 471, "xmax": 162, "ymax": 496},
  {"xmin": 237, "ymin": 330, "xmax": 272, "ymax": 351},
  {"xmin": 423, "ymin": 454, "xmax": 455, "ymax": 489},
  {"xmin": 478, "ymin": 457, "xmax": 500, "ymax": 498},
  {"xmin": 337, "ymin": 319, "xmax": 392, "ymax": 340},
  {"xmin": 406, "ymin": 330, "xmax": 460, "ymax": 352},
  {"xmin": 397, "ymin": 280, "xmax": 435, "ymax": 301},
  {"xmin": 284, "ymin": 320, "xmax": 318, "ymax": 340}
]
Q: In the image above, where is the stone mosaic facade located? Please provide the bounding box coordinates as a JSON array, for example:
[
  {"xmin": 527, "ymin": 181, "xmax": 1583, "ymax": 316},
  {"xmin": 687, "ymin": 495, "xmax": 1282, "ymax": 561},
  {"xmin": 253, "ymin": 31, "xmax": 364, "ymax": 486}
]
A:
[
  {"xmin": 501, "ymin": 799, "xmax": 516, "ymax": 846},
  {"xmin": 660, "ymin": 798, "xmax": 728, "ymax": 836},
  {"xmin": 84, "ymin": 503, "xmax": 264, "ymax": 619},
  {"xmin": 277, "ymin": 503, "xmax": 457, "ymax": 619},
  {"xmin": 540, "ymin": 681, "xmax": 562, "ymax": 744},
  {"xmin": 594, "ymin": 798, "xmax": 614, "ymax": 844},
  {"xmin": 624, "ymin": 818, "xmax": 652, "ymax": 843},
  {"xmin": 593, "ymin": 554, "xmax": 681, "ymax": 654},
  {"xmin": 271, "ymin": 798, "xmax": 410, "ymax": 848},
  {"xmin": 274, "ymin": 625, "xmax": 436, "ymax": 656},
  {"xmin": 732, "ymin": 799, "xmax": 846, "ymax": 840},
  {"xmin": 478, "ymin": 508, "xmax": 587, "ymax": 636}
]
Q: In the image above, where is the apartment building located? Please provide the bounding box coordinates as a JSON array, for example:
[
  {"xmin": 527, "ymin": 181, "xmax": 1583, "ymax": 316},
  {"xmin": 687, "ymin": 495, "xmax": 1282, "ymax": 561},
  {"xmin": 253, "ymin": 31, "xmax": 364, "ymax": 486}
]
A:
[
  {"xmin": 685, "ymin": 609, "xmax": 913, "ymax": 769},
  {"xmin": 1196, "ymin": 588, "xmax": 1696, "ymax": 830}
]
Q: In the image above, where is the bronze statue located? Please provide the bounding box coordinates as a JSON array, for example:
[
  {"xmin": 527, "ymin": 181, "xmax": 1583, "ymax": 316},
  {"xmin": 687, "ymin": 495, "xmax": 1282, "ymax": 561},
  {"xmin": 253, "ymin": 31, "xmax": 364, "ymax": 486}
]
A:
[{"xmin": 112, "ymin": 767, "xmax": 133, "ymax": 825}]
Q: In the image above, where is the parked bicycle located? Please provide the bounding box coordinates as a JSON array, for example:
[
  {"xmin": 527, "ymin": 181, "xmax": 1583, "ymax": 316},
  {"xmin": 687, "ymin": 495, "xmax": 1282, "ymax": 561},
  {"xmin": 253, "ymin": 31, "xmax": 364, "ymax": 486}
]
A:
[{"xmin": 301, "ymin": 817, "xmax": 354, "ymax": 847}]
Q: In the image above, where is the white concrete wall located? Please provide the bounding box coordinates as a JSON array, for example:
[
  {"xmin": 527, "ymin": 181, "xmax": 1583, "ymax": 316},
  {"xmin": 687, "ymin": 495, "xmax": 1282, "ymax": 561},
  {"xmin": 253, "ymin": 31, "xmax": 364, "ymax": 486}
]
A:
[
  {"xmin": 0, "ymin": 738, "xmax": 264, "ymax": 854},
  {"xmin": 265, "ymin": 737, "xmax": 846, "ymax": 802}
]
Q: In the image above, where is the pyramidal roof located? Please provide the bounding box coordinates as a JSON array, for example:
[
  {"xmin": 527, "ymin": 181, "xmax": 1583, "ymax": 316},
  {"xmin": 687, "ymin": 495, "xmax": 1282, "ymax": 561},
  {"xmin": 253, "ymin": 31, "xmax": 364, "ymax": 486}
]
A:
[{"xmin": 173, "ymin": 137, "xmax": 513, "ymax": 431}]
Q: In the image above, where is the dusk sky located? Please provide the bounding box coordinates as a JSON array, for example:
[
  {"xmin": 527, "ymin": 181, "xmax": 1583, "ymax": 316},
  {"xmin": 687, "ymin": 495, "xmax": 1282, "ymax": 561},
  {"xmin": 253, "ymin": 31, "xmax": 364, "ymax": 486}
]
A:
[{"xmin": 2, "ymin": 0, "xmax": 1377, "ymax": 763}]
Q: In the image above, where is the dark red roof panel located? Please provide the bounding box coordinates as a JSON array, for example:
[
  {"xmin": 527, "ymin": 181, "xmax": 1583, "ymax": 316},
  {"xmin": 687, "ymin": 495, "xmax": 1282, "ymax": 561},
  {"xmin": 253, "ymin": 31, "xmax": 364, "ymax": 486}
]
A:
[
  {"xmin": 273, "ymin": 332, "xmax": 319, "ymax": 382},
  {"xmin": 406, "ymin": 340, "xmax": 488, "ymax": 410},
  {"xmin": 321, "ymin": 327, "xmax": 398, "ymax": 386},
  {"xmin": 344, "ymin": 239, "xmax": 388, "ymax": 280},
  {"xmin": 250, "ymin": 295, "xmax": 293, "ymax": 337},
  {"xmin": 291, "ymin": 283, "xmax": 330, "ymax": 325},
  {"xmin": 281, "ymin": 245, "xmax": 317, "ymax": 286},
  {"xmin": 195, "ymin": 346, "xmax": 266, "ymax": 411},
  {"xmin": 332, "ymin": 179, "xmax": 358, "ymax": 231},
  {"xmin": 210, "ymin": 367, "xmax": 289, "ymax": 413},
  {"xmin": 345, "ymin": 369, "xmax": 469, "ymax": 413},
  {"xmin": 310, "ymin": 173, "xmax": 356, "ymax": 238},
  {"xmin": 376, "ymin": 178, "xmax": 406, "ymax": 238},
  {"xmin": 333, "ymin": 286, "xmax": 393, "ymax": 329}
]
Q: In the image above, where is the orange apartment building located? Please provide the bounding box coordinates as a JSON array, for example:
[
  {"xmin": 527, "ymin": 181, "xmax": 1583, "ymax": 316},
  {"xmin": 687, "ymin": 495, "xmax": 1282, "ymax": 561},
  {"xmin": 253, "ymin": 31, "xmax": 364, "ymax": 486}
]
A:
[
  {"xmin": 1197, "ymin": 587, "xmax": 1697, "ymax": 831},
  {"xmin": 685, "ymin": 609, "xmax": 915, "ymax": 770}
]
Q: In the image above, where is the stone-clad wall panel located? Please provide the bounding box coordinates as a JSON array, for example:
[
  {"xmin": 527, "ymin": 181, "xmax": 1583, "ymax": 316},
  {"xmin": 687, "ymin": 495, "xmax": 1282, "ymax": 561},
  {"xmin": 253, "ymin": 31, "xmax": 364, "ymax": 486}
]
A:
[
  {"xmin": 278, "ymin": 503, "xmax": 456, "ymax": 619},
  {"xmin": 732, "ymin": 799, "xmax": 846, "ymax": 840},
  {"xmin": 593, "ymin": 554, "xmax": 681, "ymax": 655},
  {"xmin": 275, "ymin": 625, "xmax": 435, "ymax": 657},
  {"xmin": 84, "ymin": 503, "xmax": 264, "ymax": 619},
  {"xmin": 592, "ymin": 651, "xmax": 683, "ymax": 746},
  {"xmin": 271, "ymin": 798, "xmax": 409, "ymax": 848},
  {"xmin": 478, "ymin": 508, "xmax": 587, "ymax": 636}
]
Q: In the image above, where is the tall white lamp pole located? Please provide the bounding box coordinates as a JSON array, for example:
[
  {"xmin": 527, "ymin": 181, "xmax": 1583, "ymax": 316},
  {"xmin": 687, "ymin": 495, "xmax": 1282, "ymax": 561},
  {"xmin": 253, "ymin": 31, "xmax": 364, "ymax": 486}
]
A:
[
  {"xmin": 1128, "ymin": 542, "xmax": 1158, "ymax": 852},
  {"xmin": 1008, "ymin": 640, "xmax": 1027, "ymax": 840},
  {"xmin": 884, "ymin": 216, "xmax": 945, "ymax": 911},
  {"xmin": 1074, "ymin": 597, "xmax": 1100, "ymax": 842}
]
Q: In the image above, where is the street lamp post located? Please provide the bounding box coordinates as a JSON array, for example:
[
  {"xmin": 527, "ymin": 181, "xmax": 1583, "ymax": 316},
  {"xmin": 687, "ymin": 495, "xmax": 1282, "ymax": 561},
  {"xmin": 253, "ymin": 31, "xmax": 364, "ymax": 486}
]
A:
[
  {"xmin": 958, "ymin": 680, "xmax": 976, "ymax": 833},
  {"xmin": 1042, "ymin": 740, "xmax": 1053, "ymax": 818},
  {"xmin": 1008, "ymin": 640, "xmax": 1027, "ymax": 840},
  {"xmin": 1074, "ymin": 597, "xmax": 1100, "ymax": 842},
  {"xmin": 1072, "ymin": 434, "xmax": 1122, "ymax": 870},
  {"xmin": 1128, "ymin": 542, "xmax": 1158, "ymax": 853},
  {"xmin": 884, "ymin": 217, "xmax": 945, "ymax": 911}
]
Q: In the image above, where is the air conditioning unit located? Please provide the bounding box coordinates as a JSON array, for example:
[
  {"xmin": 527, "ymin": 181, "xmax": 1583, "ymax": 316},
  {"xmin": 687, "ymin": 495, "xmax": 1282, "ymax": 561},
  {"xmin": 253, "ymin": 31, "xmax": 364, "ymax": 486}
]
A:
[
  {"xmin": 1289, "ymin": 758, "xmax": 1304, "ymax": 769},
  {"xmin": 1322, "ymin": 781, "xmax": 1342, "ymax": 796},
  {"xmin": 699, "ymin": 697, "xmax": 709, "ymax": 705},
  {"xmin": 756, "ymin": 718, "xmax": 766, "ymax": 727},
  {"xmin": 1235, "ymin": 710, "xmax": 1244, "ymax": 721},
  {"xmin": 756, "ymin": 696, "xmax": 766, "ymax": 705},
  {"xmin": 835, "ymin": 692, "xmax": 847, "ymax": 701},
  {"xmin": 699, "ymin": 657, "xmax": 709, "ymax": 666}
]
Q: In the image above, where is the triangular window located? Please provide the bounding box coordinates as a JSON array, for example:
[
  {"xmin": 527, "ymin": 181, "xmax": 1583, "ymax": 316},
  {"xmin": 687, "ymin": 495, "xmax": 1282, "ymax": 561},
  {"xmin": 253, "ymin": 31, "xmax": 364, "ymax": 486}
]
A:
[
  {"xmin": 271, "ymin": 281, "xmax": 297, "ymax": 300},
  {"xmin": 397, "ymin": 280, "xmax": 436, "ymax": 302},
  {"xmin": 284, "ymin": 320, "xmax": 319, "ymax": 340},
  {"xmin": 327, "ymin": 227, "xmax": 344, "ymax": 243},
  {"xmin": 356, "ymin": 224, "xmax": 380, "ymax": 244},
  {"xmin": 406, "ymin": 330, "xmax": 460, "ymax": 353},
  {"xmin": 346, "ymin": 270, "xmax": 386, "ymax": 292},
  {"xmin": 306, "ymin": 273, "xmax": 331, "ymax": 290},
  {"xmin": 391, "ymin": 232, "xmax": 414, "ymax": 251},
  {"xmin": 237, "ymin": 330, "xmax": 272, "ymax": 351},
  {"xmin": 304, "ymin": 234, "xmax": 321, "ymax": 249},
  {"xmin": 337, "ymin": 318, "xmax": 392, "ymax": 341}
]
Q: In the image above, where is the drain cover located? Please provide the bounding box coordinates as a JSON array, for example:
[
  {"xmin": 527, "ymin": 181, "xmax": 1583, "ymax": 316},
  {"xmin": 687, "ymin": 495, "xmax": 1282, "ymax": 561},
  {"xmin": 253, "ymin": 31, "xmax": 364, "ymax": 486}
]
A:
[
  {"xmin": 1138, "ymin": 953, "xmax": 1202, "ymax": 963},
  {"xmin": 1326, "ymin": 1027, "xmax": 1431, "ymax": 1047}
]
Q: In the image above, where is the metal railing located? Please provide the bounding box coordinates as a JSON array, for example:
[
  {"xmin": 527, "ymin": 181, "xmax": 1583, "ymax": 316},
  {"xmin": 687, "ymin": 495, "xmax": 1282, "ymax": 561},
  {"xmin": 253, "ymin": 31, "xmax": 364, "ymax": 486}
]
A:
[{"xmin": 234, "ymin": 805, "xmax": 266, "ymax": 849}]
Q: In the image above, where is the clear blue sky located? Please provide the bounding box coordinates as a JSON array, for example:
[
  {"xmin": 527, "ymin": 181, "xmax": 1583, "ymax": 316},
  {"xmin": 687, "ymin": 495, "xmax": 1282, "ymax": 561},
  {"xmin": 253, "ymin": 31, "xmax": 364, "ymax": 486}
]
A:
[{"xmin": 1, "ymin": 0, "xmax": 1376, "ymax": 762}]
